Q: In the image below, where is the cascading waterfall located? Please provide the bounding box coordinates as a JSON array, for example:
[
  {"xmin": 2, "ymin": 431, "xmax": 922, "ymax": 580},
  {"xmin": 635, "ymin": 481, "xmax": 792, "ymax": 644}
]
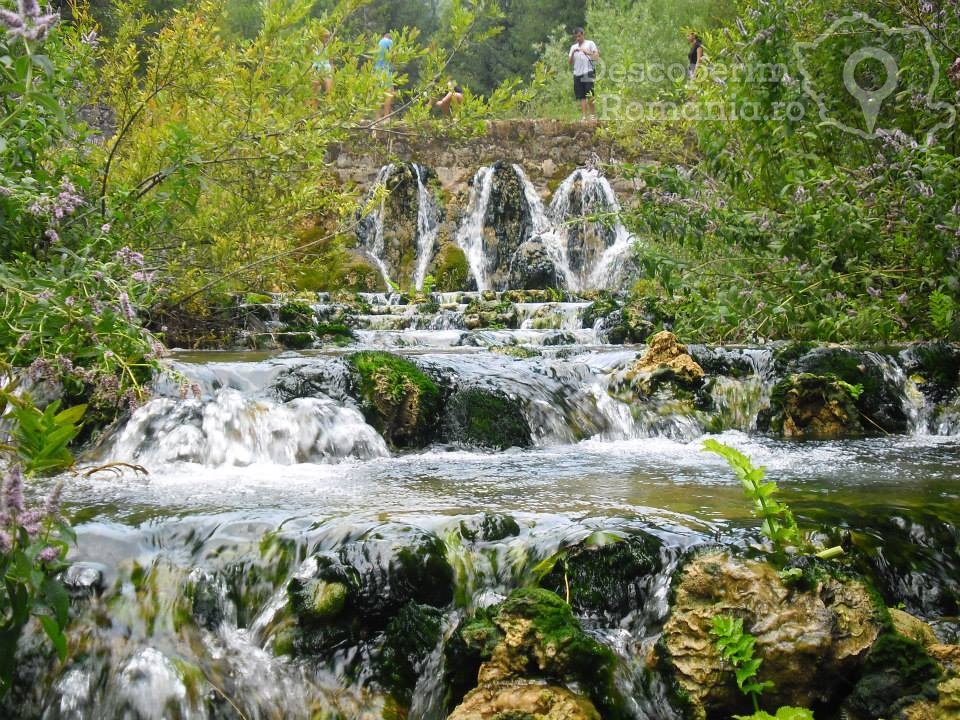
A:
[
  {"xmin": 455, "ymin": 166, "xmax": 495, "ymax": 291},
  {"xmin": 357, "ymin": 163, "xmax": 395, "ymax": 289},
  {"xmin": 412, "ymin": 164, "xmax": 440, "ymax": 290},
  {"xmin": 452, "ymin": 164, "xmax": 636, "ymax": 292},
  {"xmin": 549, "ymin": 168, "xmax": 637, "ymax": 290},
  {"xmin": 12, "ymin": 165, "xmax": 960, "ymax": 719},
  {"xmin": 357, "ymin": 163, "xmax": 441, "ymax": 291},
  {"xmin": 512, "ymin": 163, "xmax": 578, "ymax": 290}
]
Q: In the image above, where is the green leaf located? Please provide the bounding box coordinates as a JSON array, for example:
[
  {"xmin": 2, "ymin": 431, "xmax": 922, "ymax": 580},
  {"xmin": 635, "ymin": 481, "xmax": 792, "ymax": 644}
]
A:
[{"xmin": 38, "ymin": 616, "xmax": 67, "ymax": 661}]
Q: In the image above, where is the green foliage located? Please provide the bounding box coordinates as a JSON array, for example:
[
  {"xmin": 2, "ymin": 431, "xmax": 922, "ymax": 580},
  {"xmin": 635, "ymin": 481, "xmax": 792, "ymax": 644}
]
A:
[
  {"xmin": 734, "ymin": 708, "xmax": 815, "ymax": 720},
  {"xmin": 703, "ymin": 439, "xmax": 802, "ymax": 557},
  {"xmin": 710, "ymin": 615, "xmax": 774, "ymax": 712},
  {"xmin": 0, "ymin": 370, "xmax": 78, "ymax": 697},
  {"xmin": 617, "ymin": 0, "xmax": 960, "ymax": 343},
  {"xmin": 9, "ymin": 400, "xmax": 85, "ymax": 477}
]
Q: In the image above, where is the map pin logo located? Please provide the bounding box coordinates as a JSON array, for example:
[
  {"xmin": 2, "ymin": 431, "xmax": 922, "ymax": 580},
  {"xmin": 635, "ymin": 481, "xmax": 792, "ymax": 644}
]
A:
[{"xmin": 843, "ymin": 47, "xmax": 898, "ymax": 135}]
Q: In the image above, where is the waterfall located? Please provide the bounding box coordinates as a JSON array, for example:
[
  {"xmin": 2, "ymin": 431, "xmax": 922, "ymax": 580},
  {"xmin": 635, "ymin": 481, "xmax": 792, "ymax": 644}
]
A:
[
  {"xmin": 453, "ymin": 165, "xmax": 637, "ymax": 292},
  {"xmin": 550, "ymin": 168, "xmax": 637, "ymax": 290},
  {"xmin": 357, "ymin": 163, "xmax": 395, "ymax": 290},
  {"xmin": 357, "ymin": 163, "xmax": 441, "ymax": 292},
  {"xmin": 455, "ymin": 166, "xmax": 495, "ymax": 291},
  {"xmin": 512, "ymin": 164, "xmax": 578, "ymax": 290},
  {"xmin": 413, "ymin": 164, "xmax": 440, "ymax": 291}
]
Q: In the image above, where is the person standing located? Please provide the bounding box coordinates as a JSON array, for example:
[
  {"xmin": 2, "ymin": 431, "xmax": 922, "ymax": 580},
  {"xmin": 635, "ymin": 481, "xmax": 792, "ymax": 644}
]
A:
[
  {"xmin": 375, "ymin": 31, "xmax": 394, "ymax": 124},
  {"xmin": 688, "ymin": 32, "xmax": 704, "ymax": 79},
  {"xmin": 568, "ymin": 27, "xmax": 599, "ymax": 120},
  {"xmin": 312, "ymin": 30, "xmax": 334, "ymax": 100}
]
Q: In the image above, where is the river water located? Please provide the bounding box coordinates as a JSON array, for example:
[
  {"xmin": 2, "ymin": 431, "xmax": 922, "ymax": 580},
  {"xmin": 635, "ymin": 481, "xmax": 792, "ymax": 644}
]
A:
[{"xmin": 13, "ymin": 306, "xmax": 960, "ymax": 719}]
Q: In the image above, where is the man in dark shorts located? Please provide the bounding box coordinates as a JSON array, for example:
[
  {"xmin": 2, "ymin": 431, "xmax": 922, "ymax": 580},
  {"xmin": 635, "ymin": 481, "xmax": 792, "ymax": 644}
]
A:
[{"xmin": 568, "ymin": 27, "xmax": 599, "ymax": 120}]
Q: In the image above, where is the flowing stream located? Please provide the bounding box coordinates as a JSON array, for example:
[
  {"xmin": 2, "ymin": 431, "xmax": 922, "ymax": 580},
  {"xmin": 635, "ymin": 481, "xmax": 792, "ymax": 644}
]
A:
[{"xmin": 12, "ymin": 295, "xmax": 960, "ymax": 720}]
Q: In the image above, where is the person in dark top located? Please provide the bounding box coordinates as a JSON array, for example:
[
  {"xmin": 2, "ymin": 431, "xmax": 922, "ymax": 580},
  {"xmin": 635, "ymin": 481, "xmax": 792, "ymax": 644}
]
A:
[{"xmin": 688, "ymin": 32, "xmax": 703, "ymax": 79}]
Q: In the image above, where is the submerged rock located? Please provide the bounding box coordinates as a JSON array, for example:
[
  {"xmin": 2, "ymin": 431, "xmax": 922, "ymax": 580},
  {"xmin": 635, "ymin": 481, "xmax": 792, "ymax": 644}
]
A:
[
  {"xmin": 844, "ymin": 634, "xmax": 943, "ymax": 720},
  {"xmin": 659, "ymin": 550, "xmax": 883, "ymax": 719},
  {"xmin": 284, "ymin": 525, "xmax": 453, "ymax": 658},
  {"xmin": 537, "ymin": 531, "xmax": 663, "ymax": 620},
  {"xmin": 442, "ymin": 387, "xmax": 532, "ymax": 449}
]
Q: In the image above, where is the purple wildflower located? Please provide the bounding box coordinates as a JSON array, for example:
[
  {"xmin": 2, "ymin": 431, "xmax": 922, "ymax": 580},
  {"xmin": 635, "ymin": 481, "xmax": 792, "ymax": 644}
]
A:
[
  {"xmin": 0, "ymin": 185, "xmax": 12, "ymax": 196},
  {"xmin": 38, "ymin": 546, "xmax": 59, "ymax": 564},
  {"xmin": 20, "ymin": 509, "xmax": 42, "ymax": 538},
  {"xmin": 43, "ymin": 481, "xmax": 63, "ymax": 520},
  {"xmin": 118, "ymin": 291, "xmax": 136, "ymax": 321},
  {"xmin": 0, "ymin": 530, "xmax": 11, "ymax": 553},
  {"xmin": 64, "ymin": 295, "xmax": 76, "ymax": 307},
  {"xmin": 132, "ymin": 270, "xmax": 156, "ymax": 283},
  {"xmin": 25, "ymin": 356, "xmax": 53, "ymax": 381},
  {"xmin": 897, "ymin": 292, "xmax": 909, "ymax": 305},
  {"xmin": 0, "ymin": 10, "xmax": 23, "ymax": 30},
  {"xmin": 867, "ymin": 286, "xmax": 882, "ymax": 297},
  {"xmin": 19, "ymin": 0, "xmax": 40, "ymax": 20},
  {"xmin": 2, "ymin": 465, "xmax": 25, "ymax": 515},
  {"xmin": 950, "ymin": 58, "xmax": 960, "ymax": 85},
  {"xmin": 44, "ymin": 228, "xmax": 59, "ymax": 243},
  {"xmin": 80, "ymin": 29, "xmax": 98, "ymax": 47},
  {"xmin": 101, "ymin": 223, "xmax": 111, "ymax": 234},
  {"xmin": 116, "ymin": 246, "xmax": 144, "ymax": 267},
  {"xmin": 16, "ymin": 332, "xmax": 31, "ymax": 347}
]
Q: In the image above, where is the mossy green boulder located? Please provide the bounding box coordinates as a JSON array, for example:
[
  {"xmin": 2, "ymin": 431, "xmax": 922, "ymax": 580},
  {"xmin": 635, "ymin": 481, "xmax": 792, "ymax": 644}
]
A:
[
  {"xmin": 443, "ymin": 388, "xmax": 532, "ymax": 449},
  {"xmin": 348, "ymin": 351, "xmax": 442, "ymax": 448},
  {"xmin": 447, "ymin": 588, "xmax": 625, "ymax": 718},
  {"xmin": 433, "ymin": 243, "xmax": 470, "ymax": 292}
]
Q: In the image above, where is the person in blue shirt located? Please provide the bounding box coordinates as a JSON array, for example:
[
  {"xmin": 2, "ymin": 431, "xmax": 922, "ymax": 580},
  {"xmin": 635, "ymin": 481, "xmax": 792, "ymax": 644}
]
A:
[{"xmin": 375, "ymin": 31, "xmax": 394, "ymax": 124}]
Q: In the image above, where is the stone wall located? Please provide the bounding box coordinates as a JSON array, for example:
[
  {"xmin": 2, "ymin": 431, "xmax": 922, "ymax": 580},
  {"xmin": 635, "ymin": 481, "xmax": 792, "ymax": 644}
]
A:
[{"xmin": 327, "ymin": 119, "xmax": 643, "ymax": 200}]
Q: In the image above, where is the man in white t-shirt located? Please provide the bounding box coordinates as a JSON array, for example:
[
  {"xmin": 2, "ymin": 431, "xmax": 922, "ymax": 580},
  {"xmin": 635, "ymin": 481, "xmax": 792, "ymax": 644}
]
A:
[{"xmin": 568, "ymin": 27, "xmax": 599, "ymax": 120}]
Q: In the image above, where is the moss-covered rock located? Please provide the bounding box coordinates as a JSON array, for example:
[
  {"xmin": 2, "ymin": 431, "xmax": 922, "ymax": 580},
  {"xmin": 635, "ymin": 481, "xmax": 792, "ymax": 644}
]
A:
[
  {"xmin": 787, "ymin": 346, "xmax": 908, "ymax": 434},
  {"xmin": 899, "ymin": 341, "xmax": 960, "ymax": 404},
  {"xmin": 609, "ymin": 331, "xmax": 706, "ymax": 405},
  {"xmin": 447, "ymin": 588, "xmax": 624, "ymax": 718},
  {"xmin": 762, "ymin": 372, "xmax": 864, "ymax": 439},
  {"xmin": 581, "ymin": 291, "xmax": 620, "ymax": 329},
  {"xmin": 285, "ymin": 526, "xmax": 454, "ymax": 659},
  {"xmin": 376, "ymin": 601, "xmax": 444, "ymax": 706},
  {"xmin": 659, "ymin": 550, "xmax": 884, "ymax": 719},
  {"xmin": 348, "ymin": 351, "xmax": 442, "ymax": 448},
  {"xmin": 314, "ymin": 322, "xmax": 355, "ymax": 346},
  {"xmin": 458, "ymin": 513, "xmax": 522, "ymax": 542},
  {"xmin": 276, "ymin": 331, "xmax": 315, "ymax": 350},
  {"xmin": 278, "ymin": 301, "xmax": 316, "ymax": 330},
  {"xmin": 443, "ymin": 387, "xmax": 532, "ymax": 449},
  {"xmin": 434, "ymin": 243, "xmax": 470, "ymax": 292},
  {"xmin": 538, "ymin": 532, "xmax": 663, "ymax": 620},
  {"xmin": 464, "ymin": 298, "xmax": 520, "ymax": 330},
  {"xmin": 843, "ymin": 634, "xmax": 943, "ymax": 720},
  {"xmin": 490, "ymin": 345, "xmax": 541, "ymax": 359}
]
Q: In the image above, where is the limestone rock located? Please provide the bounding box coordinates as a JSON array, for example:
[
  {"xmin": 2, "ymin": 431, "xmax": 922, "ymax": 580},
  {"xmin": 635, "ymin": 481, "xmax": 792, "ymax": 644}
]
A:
[
  {"xmin": 659, "ymin": 550, "xmax": 883, "ymax": 719},
  {"xmin": 630, "ymin": 331, "xmax": 704, "ymax": 388},
  {"xmin": 448, "ymin": 681, "xmax": 602, "ymax": 720},
  {"xmin": 891, "ymin": 607, "xmax": 940, "ymax": 647},
  {"xmin": 763, "ymin": 373, "xmax": 864, "ymax": 439}
]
